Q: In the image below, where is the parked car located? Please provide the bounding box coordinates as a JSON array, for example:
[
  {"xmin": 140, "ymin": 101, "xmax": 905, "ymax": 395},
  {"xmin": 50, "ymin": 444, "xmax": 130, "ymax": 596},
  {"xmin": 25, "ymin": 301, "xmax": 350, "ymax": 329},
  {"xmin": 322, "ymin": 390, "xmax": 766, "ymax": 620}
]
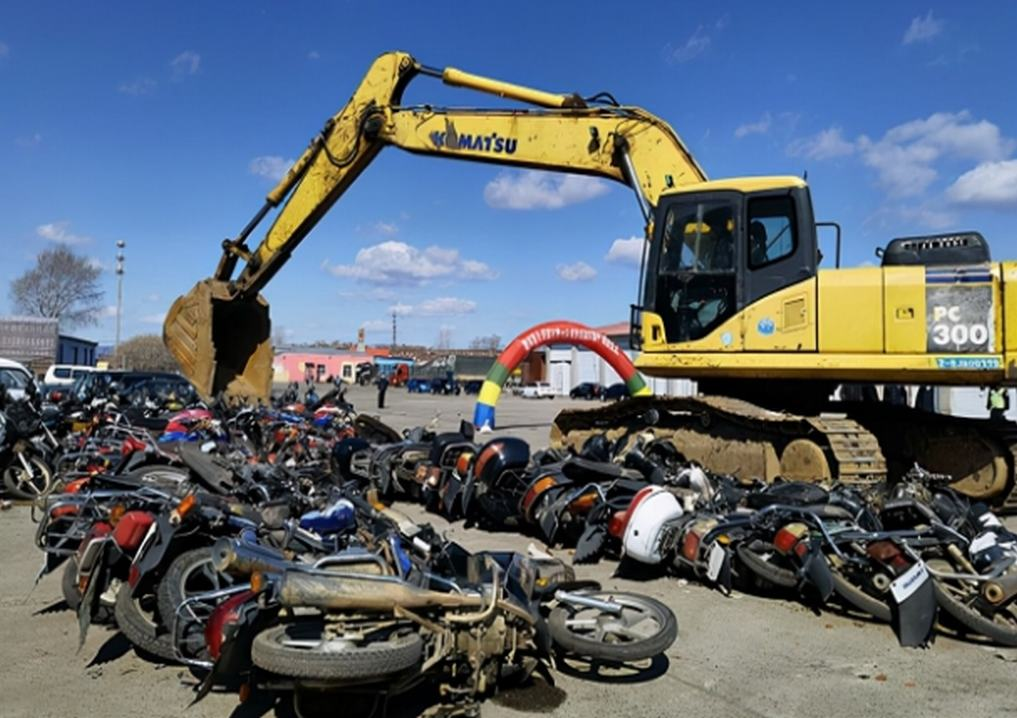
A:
[
  {"xmin": 520, "ymin": 382, "xmax": 555, "ymax": 399},
  {"xmin": 569, "ymin": 382, "xmax": 603, "ymax": 400},
  {"xmin": 43, "ymin": 364, "xmax": 95, "ymax": 386},
  {"xmin": 601, "ymin": 382, "xmax": 628, "ymax": 401},
  {"xmin": 463, "ymin": 380, "xmax": 483, "ymax": 394},
  {"xmin": 406, "ymin": 378, "xmax": 432, "ymax": 393},
  {"xmin": 431, "ymin": 377, "xmax": 461, "ymax": 395},
  {"xmin": 0, "ymin": 358, "xmax": 34, "ymax": 401},
  {"xmin": 67, "ymin": 370, "xmax": 187, "ymax": 405}
]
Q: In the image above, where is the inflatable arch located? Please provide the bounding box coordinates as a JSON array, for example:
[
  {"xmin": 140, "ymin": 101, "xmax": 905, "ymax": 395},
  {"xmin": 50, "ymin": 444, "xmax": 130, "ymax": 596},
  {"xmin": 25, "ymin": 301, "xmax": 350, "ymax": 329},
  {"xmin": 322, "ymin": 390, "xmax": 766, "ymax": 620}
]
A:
[{"xmin": 473, "ymin": 320, "xmax": 651, "ymax": 430}]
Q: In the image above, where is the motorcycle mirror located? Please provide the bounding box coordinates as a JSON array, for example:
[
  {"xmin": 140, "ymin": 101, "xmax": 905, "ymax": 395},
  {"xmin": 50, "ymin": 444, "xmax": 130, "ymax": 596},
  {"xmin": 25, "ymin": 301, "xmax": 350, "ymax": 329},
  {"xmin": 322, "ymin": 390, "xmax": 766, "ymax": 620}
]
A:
[{"xmin": 642, "ymin": 408, "xmax": 660, "ymax": 427}]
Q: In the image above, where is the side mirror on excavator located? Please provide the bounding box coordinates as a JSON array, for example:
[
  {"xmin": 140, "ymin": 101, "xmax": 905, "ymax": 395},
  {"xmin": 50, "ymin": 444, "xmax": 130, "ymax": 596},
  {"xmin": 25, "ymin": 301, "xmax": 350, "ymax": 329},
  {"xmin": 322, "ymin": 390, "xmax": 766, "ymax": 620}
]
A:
[{"xmin": 163, "ymin": 279, "xmax": 274, "ymax": 402}]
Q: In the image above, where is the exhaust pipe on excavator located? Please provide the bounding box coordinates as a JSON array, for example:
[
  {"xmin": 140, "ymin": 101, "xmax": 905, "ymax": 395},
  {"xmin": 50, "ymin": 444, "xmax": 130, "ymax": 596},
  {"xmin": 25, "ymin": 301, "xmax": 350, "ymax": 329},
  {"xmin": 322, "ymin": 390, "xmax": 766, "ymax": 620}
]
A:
[{"xmin": 163, "ymin": 279, "xmax": 274, "ymax": 402}]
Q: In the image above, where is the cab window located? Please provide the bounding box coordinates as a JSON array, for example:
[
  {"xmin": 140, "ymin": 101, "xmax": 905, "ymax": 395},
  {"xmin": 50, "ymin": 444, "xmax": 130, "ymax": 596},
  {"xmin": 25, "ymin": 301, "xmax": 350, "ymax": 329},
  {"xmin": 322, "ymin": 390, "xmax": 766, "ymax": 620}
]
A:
[
  {"xmin": 653, "ymin": 198, "xmax": 738, "ymax": 343},
  {"xmin": 748, "ymin": 196, "xmax": 796, "ymax": 268}
]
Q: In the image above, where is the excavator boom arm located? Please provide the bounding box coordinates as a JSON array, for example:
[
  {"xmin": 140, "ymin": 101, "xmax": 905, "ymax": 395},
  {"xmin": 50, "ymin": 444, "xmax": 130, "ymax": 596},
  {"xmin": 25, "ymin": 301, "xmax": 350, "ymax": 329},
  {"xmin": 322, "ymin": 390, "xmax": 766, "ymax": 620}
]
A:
[{"xmin": 165, "ymin": 51, "xmax": 705, "ymax": 400}]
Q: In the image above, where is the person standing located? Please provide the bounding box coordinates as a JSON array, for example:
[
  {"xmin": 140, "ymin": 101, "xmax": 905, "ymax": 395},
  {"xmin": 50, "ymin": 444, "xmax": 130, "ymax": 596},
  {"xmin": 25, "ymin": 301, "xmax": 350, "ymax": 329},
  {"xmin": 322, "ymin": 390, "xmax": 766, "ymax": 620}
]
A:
[
  {"xmin": 377, "ymin": 375, "xmax": 389, "ymax": 409},
  {"xmin": 987, "ymin": 387, "xmax": 1010, "ymax": 422}
]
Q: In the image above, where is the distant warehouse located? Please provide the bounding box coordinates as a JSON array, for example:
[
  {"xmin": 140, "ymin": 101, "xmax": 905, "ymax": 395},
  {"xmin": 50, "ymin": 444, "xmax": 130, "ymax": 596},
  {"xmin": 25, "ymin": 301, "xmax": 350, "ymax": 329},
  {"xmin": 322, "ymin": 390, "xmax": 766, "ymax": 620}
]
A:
[{"xmin": 0, "ymin": 316, "xmax": 98, "ymax": 374}]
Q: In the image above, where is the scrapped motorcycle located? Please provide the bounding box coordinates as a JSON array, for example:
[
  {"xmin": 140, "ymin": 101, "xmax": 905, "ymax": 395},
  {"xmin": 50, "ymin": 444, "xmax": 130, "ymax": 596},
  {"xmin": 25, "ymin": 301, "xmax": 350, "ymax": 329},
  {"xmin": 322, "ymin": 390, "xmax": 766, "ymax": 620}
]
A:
[{"xmin": 1, "ymin": 383, "xmax": 56, "ymax": 500}]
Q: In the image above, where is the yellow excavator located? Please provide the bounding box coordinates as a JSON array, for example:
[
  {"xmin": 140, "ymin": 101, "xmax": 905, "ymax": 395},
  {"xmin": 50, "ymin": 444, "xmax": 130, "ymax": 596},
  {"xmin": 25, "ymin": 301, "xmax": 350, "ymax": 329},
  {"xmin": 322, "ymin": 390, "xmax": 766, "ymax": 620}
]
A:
[{"xmin": 163, "ymin": 51, "xmax": 1017, "ymax": 507}]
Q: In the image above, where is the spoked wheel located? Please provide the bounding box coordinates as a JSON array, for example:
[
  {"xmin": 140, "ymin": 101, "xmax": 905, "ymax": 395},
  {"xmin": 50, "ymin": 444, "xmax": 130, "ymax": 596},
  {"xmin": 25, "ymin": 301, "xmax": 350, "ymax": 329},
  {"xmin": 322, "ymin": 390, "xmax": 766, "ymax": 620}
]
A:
[
  {"xmin": 929, "ymin": 558, "xmax": 1017, "ymax": 647},
  {"xmin": 3, "ymin": 456, "xmax": 53, "ymax": 500},
  {"xmin": 548, "ymin": 591, "xmax": 677, "ymax": 662},
  {"xmin": 157, "ymin": 547, "xmax": 237, "ymax": 662}
]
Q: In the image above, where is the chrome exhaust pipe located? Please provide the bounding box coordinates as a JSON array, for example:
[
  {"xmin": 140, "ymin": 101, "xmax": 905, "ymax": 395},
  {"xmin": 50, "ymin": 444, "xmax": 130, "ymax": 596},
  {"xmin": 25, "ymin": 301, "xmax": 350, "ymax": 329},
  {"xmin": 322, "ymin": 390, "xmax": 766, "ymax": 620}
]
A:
[{"xmin": 213, "ymin": 533, "xmax": 293, "ymax": 576}]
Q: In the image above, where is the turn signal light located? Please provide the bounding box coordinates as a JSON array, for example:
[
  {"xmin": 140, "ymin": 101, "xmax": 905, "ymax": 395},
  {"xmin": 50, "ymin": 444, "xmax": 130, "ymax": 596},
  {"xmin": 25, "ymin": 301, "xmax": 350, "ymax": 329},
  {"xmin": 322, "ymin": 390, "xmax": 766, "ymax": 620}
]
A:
[{"xmin": 108, "ymin": 503, "xmax": 126, "ymax": 526}]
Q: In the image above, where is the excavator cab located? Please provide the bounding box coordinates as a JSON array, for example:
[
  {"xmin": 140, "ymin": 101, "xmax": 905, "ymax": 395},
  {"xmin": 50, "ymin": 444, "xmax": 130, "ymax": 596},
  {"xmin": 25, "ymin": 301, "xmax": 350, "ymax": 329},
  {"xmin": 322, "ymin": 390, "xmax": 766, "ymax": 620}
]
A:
[{"xmin": 639, "ymin": 177, "xmax": 818, "ymax": 347}]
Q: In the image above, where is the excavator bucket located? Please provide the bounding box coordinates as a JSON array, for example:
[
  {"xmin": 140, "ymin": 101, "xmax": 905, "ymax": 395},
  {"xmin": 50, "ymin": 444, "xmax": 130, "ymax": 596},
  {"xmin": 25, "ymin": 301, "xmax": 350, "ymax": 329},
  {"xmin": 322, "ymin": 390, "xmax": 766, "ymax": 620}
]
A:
[{"xmin": 163, "ymin": 279, "xmax": 273, "ymax": 402}]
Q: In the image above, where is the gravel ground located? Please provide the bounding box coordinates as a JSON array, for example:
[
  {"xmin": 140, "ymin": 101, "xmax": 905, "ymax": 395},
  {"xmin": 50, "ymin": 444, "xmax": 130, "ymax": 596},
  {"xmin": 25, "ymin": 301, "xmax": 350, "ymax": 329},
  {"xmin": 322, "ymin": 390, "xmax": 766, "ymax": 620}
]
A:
[{"xmin": 2, "ymin": 386, "xmax": 1016, "ymax": 718}]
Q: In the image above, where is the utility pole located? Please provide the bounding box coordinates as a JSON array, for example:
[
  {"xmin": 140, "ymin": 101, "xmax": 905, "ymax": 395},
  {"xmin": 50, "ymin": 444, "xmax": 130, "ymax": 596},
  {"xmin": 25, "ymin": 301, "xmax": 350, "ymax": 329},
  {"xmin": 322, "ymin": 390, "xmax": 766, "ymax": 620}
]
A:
[
  {"xmin": 391, "ymin": 310, "xmax": 397, "ymax": 351},
  {"xmin": 114, "ymin": 240, "xmax": 125, "ymax": 367}
]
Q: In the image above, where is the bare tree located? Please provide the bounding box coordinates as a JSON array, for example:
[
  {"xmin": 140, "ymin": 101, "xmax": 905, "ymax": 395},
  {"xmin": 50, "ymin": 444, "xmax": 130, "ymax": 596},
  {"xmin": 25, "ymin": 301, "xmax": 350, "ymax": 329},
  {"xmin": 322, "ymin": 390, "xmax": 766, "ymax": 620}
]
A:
[
  {"xmin": 469, "ymin": 334, "xmax": 501, "ymax": 351},
  {"xmin": 435, "ymin": 326, "xmax": 453, "ymax": 350},
  {"xmin": 272, "ymin": 324, "xmax": 288, "ymax": 349},
  {"xmin": 113, "ymin": 334, "xmax": 178, "ymax": 371},
  {"xmin": 9, "ymin": 247, "xmax": 104, "ymax": 328}
]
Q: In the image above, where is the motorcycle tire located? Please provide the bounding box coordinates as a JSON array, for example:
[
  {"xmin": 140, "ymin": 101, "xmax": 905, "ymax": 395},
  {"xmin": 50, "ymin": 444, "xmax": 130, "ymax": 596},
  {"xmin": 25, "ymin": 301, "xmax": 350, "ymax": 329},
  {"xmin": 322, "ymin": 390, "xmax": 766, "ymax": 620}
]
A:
[
  {"xmin": 734, "ymin": 544, "xmax": 798, "ymax": 589},
  {"xmin": 114, "ymin": 582, "xmax": 178, "ymax": 662},
  {"xmin": 62, "ymin": 558, "xmax": 82, "ymax": 611},
  {"xmin": 929, "ymin": 560, "xmax": 1017, "ymax": 646},
  {"xmin": 548, "ymin": 591, "xmax": 677, "ymax": 663},
  {"xmin": 252, "ymin": 622, "xmax": 423, "ymax": 680},
  {"xmin": 3, "ymin": 455, "xmax": 53, "ymax": 500},
  {"xmin": 157, "ymin": 547, "xmax": 234, "ymax": 662},
  {"xmin": 829, "ymin": 569, "xmax": 892, "ymax": 623}
]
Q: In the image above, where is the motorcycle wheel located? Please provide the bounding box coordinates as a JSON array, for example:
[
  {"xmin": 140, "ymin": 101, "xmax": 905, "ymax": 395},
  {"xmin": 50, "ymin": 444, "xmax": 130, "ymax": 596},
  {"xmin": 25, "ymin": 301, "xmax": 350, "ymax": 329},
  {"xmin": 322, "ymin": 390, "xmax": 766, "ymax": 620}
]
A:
[
  {"xmin": 928, "ymin": 558, "xmax": 1017, "ymax": 646},
  {"xmin": 252, "ymin": 622, "xmax": 423, "ymax": 680},
  {"xmin": 114, "ymin": 582, "xmax": 178, "ymax": 662},
  {"xmin": 62, "ymin": 558, "xmax": 82, "ymax": 610},
  {"xmin": 829, "ymin": 569, "xmax": 892, "ymax": 623},
  {"xmin": 548, "ymin": 591, "xmax": 677, "ymax": 662},
  {"xmin": 734, "ymin": 543, "xmax": 798, "ymax": 589},
  {"xmin": 3, "ymin": 455, "xmax": 53, "ymax": 500},
  {"xmin": 157, "ymin": 547, "xmax": 235, "ymax": 662}
]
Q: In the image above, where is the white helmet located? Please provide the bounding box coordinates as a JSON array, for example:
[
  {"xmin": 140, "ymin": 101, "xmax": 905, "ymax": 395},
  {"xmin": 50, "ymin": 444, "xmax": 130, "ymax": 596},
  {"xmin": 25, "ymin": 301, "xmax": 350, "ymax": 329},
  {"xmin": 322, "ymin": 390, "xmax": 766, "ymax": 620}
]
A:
[{"xmin": 619, "ymin": 486, "xmax": 684, "ymax": 564}]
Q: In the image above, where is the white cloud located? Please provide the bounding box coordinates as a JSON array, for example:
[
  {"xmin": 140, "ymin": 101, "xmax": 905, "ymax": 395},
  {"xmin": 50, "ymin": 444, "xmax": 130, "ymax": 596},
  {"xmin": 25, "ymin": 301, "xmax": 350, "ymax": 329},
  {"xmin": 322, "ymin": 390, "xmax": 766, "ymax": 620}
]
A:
[
  {"xmin": 484, "ymin": 170, "xmax": 609, "ymax": 210},
  {"xmin": 373, "ymin": 221, "xmax": 398, "ymax": 236},
  {"xmin": 556, "ymin": 261, "xmax": 597, "ymax": 282},
  {"xmin": 170, "ymin": 51, "xmax": 201, "ymax": 79},
  {"xmin": 307, "ymin": 50, "xmax": 320, "ymax": 60},
  {"xmin": 141, "ymin": 312, "xmax": 166, "ymax": 325},
  {"xmin": 605, "ymin": 237, "xmax": 645, "ymax": 266},
  {"xmin": 145, "ymin": 293, "xmax": 161, "ymax": 303},
  {"xmin": 340, "ymin": 287, "xmax": 398, "ymax": 302},
  {"xmin": 865, "ymin": 204, "xmax": 957, "ymax": 232},
  {"xmin": 36, "ymin": 221, "xmax": 91, "ymax": 246},
  {"xmin": 389, "ymin": 297, "xmax": 476, "ymax": 317},
  {"xmin": 735, "ymin": 112, "xmax": 772, "ymax": 139},
  {"xmin": 857, "ymin": 111, "xmax": 1014, "ymax": 197},
  {"xmin": 87, "ymin": 257, "xmax": 108, "ymax": 272},
  {"xmin": 249, "ymin": 155, "xmax": 294, "ymax": 181},
  {"xmin": 99, "ymin": 305, "xmax": 119, "ymax": 318},
  {"xmin": 0, "ymin": 42, "xmax": 8, "ymax": 58},
  {"xmin": 323, "ymin": 241, "xmax": 497, "ymax": 285},
  {"xmin": 947, "ymin": 160, "xmax": 1017, "ymax": 207},
  {"xmin": 787, "ymin": 127, "xmax": 855, "ymax": 160},
  {"xmin": 118, "ymin": 77, "xmax": 157, "ymax": 96},
  {"xmin": 361, "ymin": 319, "xmax": 389, "ymax": 332},
  {"xmin": 903, "ymin": 10, "xmax": 944, "ymax": 45},
  {"xmin": 665, "ymin": 26, "xmax": 711, "ymax": 63}
]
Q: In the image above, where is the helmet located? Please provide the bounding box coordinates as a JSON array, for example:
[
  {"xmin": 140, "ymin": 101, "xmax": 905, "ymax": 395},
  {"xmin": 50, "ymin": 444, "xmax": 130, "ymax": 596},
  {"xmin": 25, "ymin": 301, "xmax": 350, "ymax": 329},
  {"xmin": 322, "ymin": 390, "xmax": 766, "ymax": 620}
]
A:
[{"xmin": 616, "ymin": 486, "xmax": 683, "ymax": 564}]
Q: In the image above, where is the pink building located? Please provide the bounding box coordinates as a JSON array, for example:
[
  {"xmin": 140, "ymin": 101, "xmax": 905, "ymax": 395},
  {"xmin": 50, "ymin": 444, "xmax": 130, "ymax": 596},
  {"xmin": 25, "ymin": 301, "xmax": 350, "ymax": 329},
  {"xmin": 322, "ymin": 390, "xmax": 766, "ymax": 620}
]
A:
[{"xmin": 272, "ymin": 347, "xmax": 379, "ymax": 384}]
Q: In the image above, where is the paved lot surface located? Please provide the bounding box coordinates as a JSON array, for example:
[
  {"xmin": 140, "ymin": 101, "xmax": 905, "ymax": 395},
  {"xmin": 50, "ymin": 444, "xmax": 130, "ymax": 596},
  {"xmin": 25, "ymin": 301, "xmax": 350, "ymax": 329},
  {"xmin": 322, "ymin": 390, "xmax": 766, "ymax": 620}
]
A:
[{"xmin": 2, "ymin": 386, "xmax": 1016, "ymax": 718}]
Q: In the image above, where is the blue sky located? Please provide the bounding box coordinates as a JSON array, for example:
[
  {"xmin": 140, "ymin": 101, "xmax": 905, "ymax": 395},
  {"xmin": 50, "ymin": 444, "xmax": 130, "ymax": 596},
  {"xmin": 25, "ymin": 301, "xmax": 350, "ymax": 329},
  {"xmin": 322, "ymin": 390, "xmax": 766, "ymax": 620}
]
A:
[{"xmin": 2, "ymin": 2, "xmax": 1017, "ymax": 347}]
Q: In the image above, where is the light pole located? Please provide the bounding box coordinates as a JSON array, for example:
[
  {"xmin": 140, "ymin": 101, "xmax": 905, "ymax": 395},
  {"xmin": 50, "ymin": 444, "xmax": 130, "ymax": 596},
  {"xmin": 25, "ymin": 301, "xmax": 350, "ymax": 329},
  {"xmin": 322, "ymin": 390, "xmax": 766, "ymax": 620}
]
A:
[{"xmin": 114, "ymin": 240, "xmax": 125, "ymax": 366}]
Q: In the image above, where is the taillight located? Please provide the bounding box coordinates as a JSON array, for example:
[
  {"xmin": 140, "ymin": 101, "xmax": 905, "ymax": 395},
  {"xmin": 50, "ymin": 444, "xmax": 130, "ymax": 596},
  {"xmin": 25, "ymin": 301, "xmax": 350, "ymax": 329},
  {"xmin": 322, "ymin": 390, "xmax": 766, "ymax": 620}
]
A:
[
  {"xmin": 681, "ymin": 531, "xmax": 701, "ymax": 562},
  {"xmin": 50, "ymin": 505, "xmax": 79, "ymax": 519},
  {"xmin": 65, "ymin": 477, "xmax": 89, "ymax": 493},
  {"xmin": 111, "ymin": 511, "xmax": 155, "ymax": 551},
  {"xmin": 774, "ymin": 523, "xmax": 809, "ymax": 555},
  {"xmin": 204, "ymin": 590, "xmax": 256, "ymax": 660}
]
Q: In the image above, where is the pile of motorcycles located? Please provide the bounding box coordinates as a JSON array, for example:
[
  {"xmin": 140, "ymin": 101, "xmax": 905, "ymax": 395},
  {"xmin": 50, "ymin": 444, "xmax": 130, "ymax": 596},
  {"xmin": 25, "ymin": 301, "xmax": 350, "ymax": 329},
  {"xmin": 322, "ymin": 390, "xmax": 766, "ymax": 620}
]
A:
[
  {"xmin": 23, "ymin": 384, "xmax": 677, "ymax": 716},
  {"xmin": 11, "ymin": 379, "xmax": 1017, "ymax": 714}
]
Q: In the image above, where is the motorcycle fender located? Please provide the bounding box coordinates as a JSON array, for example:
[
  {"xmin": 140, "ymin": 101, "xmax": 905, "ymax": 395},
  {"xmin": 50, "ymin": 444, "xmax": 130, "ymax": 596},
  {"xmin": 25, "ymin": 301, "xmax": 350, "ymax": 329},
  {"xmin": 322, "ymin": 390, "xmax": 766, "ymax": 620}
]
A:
[
  {"xmin": 442, "ymin": 476, "xmax": 463, "ymax": 517},
  {"xmin": 890, "ymin": 561, "xmax": 937, "ymax": 648},
  {"xmin": 802, "ymin": 549, "xmax": 835, "ymax": 603},
  {"xmin": 130, "ymin": 514, "xmax": 175, "ymax": 595},
  {"xmin": 77, "ymin": 543, "xmax": 110, "ymax": 649},
  {"xmin": 194, "ymin": 604, "xmax": 276, "ymax": 704}
]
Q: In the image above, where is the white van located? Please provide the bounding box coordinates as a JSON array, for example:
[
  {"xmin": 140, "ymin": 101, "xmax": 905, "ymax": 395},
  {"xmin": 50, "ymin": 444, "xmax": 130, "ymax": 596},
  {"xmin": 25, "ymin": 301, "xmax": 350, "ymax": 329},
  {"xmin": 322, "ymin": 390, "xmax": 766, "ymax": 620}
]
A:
[
  {"xmin": 0, "ymin": 358, "xmax": 34, "ymax": 400},
  {"xmin": 44, "ymin": 364, "xmax": 96, "ymax": 386}
]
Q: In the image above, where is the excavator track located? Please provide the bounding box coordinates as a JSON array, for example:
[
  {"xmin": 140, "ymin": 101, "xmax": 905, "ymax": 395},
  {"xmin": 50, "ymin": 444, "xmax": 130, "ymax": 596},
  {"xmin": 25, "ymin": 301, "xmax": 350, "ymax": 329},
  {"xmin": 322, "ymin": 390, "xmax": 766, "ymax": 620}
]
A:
[
  {"xmin": 551, "ymin": 396, "xmax": 1017, "ymax": 509},
  {"xmin": 550, "ymin": 395, "xmax": 888, "ymax": 486}
]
